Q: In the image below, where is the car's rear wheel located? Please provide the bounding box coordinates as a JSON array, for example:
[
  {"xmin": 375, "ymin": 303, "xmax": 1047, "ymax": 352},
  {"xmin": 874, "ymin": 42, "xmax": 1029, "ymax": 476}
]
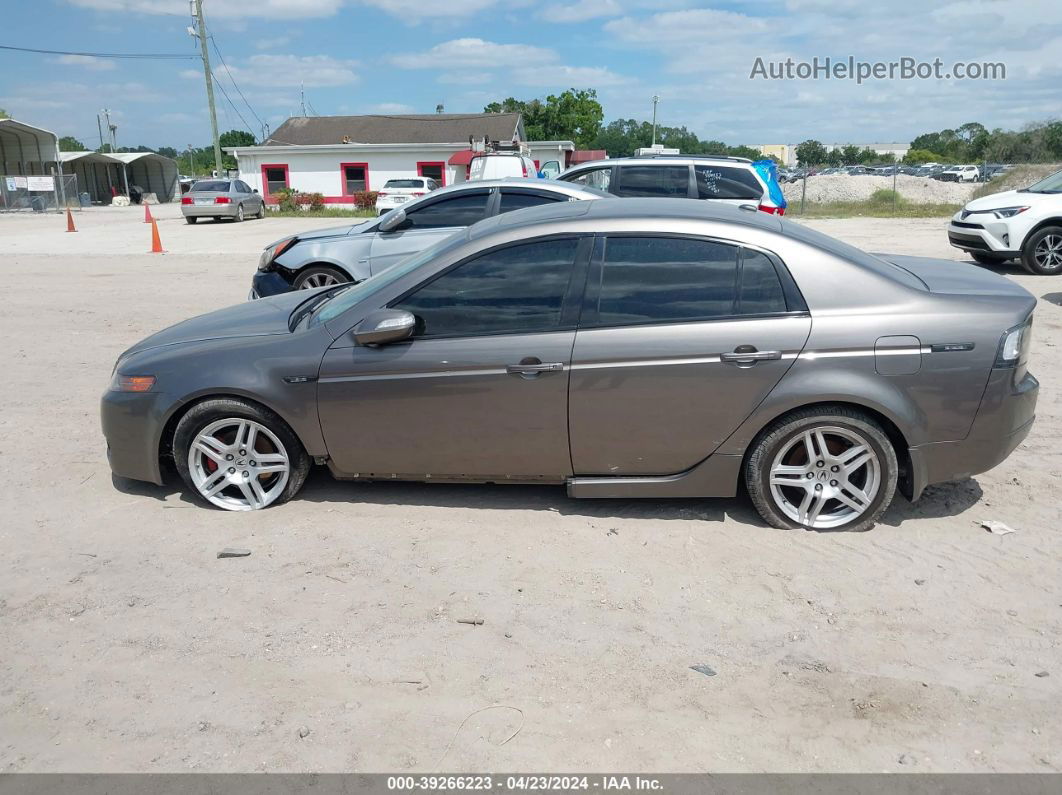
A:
[
  {"xmin": 745, "ymin": 406, "xmax": 898, "ymax": 532},
  {"xmin": 1021, "ymin": 226, "xmax": 1062, "ymax": 275},
  {"xmin": 174, "ymin": 398, "xmax": 311, "ymax": 511},
  {"xmin": 185, "ymin": 216, "xmax": 197, "ymax": 225},
  {"xmin": 235, "ymin": 203, "xmax": 245, "ymax": 222},
  {"xmin": 971, "ymin": 251, "xmax": 1009, "ymax": 265},
  {"xmin": 293, "ymin": 265, "xmax": 349, "ymax": 290}
]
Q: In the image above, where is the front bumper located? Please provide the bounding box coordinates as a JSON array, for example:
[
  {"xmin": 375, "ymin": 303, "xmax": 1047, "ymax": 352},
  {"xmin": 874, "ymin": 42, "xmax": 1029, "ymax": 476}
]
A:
[
  {"xmin": 947, "ymin": 218, "xmax": 1020, "ymax": 256},
  {"xmin": 100, "ymin": 389, "xmax": 172, "ymax": 485},
  {"xmin": 251, "ymin": 269, "xmax": 295, "ymax": 299},
  {"xmin": 907, "ymin": 368, "xmax": 1038, "ymax": 498}
]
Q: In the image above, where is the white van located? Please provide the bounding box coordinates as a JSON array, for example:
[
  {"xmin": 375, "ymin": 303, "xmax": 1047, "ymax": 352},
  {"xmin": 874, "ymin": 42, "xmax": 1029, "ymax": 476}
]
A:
[{"xmin": 468, "ymin": 152, "xmax": 539, "ymax": 181}]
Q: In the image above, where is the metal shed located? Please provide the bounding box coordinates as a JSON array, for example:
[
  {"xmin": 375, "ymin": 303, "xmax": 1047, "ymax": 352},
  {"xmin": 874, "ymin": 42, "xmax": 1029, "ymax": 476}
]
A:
[
  {"xmin": 109, "ymin": 152, "xmax": 179, "ymax": 203},
  {"xmin": 59, "ymin": 152, "xmax": 125, "ymax": 204},
  {"xmin": 0, "ymin": 118, "xmax": 60, "ymax": 175}
]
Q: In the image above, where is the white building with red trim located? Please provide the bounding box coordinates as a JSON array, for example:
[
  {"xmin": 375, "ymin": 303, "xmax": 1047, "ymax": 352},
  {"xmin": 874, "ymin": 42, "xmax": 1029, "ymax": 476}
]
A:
[{"xmin": 225, "ymin": 112, "xmax": 583, "ymax": 206}]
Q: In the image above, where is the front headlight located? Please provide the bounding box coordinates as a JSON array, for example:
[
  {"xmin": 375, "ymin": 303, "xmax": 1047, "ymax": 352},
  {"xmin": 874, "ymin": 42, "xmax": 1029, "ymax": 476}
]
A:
[
  {"xmin": 259, "ymin": 236, "xmax": 297, "ymax": 271},
  {"xmin": 991, "ymin": 206, "xmax": 1029, "ymax": 218},
  {"xmin": 109, "ymin": 373, "xmax": 156, "ymax": 392},
  {"xmin": 995, "ymin": 318, "xmax": 1032, "ymax": 368}
]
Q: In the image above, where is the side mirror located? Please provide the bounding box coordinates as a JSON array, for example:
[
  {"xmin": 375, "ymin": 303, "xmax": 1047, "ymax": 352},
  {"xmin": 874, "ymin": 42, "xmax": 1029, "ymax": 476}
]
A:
[
  {"xmin": 378, "ymin": 208, "xmax": 407, "ymax": 233},
  {"xmin": 253, "ymin": 188, "xmax": 259, "ymax": 194},
  {"xmin": 353, "ymin": 309, "xmax": 416, "ymax": 346}
]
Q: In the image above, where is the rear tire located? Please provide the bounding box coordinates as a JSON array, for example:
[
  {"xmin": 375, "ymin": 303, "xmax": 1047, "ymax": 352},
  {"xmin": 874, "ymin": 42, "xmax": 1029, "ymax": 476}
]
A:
[
  {"xmin": 174, "ymin": 398, "xmax": 311, "ymax": 511},
  {"xmin": 185, "ymin": 216, "xmax": 197, "ymax": 225},
  {"xmin": 1021, "ymin": 226, "xmax": 1062, "ymax": 275},
  {"xmin": 235, "ymin": 203, "xmax": 245, "ymax": 222},
  {"xmin": 971, "ymin": 251, "xmax": 1009, "ymax": 265},
  {"xmin": 293, "ymin": 265, "xmax": 350, "ymax": 290},
  {"xmin": 745, "ymin": 406, "xmax": 898, "ymax": 532}
]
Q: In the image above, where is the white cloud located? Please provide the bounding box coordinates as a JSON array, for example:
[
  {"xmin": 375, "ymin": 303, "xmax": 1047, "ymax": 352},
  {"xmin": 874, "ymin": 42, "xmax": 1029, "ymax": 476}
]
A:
[
  {"xmin": 392, "ymin": 38, "xmax": 555, "ymax": 70},
  {"xmin": 51, "ymin": 54, "xmax": 116, "ymax": 71},
  {"xmin": 365, "ymin": 102, "xmax": 416, "ymax": 113},
  {"xmin": 539, "ymin": 0, "xmax": 622, "ymax": 23},
  {"xmin": 512, "ymin": 65, "xmax": 627, "ymax": 88},
  {"xmin": 216, "ymin": 54, "xmax": 359, "ymax": 88},
  {"xmin": 359, "ymin": 0, "xmax": 498, "ymax": 21},
  {"xmin": 66, "ymin": 0, "xmax": 345, "ymax": 18},
  {"xmin": 255, "ymin": 36, "xmax": 291, "ymax": 49}
]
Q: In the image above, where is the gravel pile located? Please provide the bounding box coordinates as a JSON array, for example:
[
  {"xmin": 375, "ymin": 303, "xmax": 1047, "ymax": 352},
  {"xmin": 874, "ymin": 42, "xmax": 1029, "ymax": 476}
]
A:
[{"xmin": 782, "ymin": 175, "xmax": 977, "ymax": 205}]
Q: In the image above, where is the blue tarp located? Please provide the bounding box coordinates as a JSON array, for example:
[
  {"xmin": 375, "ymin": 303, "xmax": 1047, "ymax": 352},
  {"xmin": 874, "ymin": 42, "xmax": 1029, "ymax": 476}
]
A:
[{"xmin": 752, "ymin": 159, "xmax": 787, "ymax": 210}]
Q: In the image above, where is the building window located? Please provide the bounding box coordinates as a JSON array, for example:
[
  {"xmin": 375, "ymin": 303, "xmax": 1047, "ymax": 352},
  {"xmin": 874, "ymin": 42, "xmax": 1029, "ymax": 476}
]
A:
[
  {"xmin": 341, "ymin": 162, "xmax": 369, "ymax": 194},
  {"xmin": 417, "ymin": 161, "xmax": 445, "ymax": 186},
  {"xmin": 261, "ymin": 164, "xmax": 289, "ymax": 198}
]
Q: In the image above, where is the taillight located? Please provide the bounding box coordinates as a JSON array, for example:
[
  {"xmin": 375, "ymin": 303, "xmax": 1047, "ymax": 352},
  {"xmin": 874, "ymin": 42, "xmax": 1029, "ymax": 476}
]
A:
[
  {"xmin": 522, "ymin": 162, "xmax": 529, "ymax": 177},
  {"xmin": 215, "ymin": 196, "xmax": 231, "ymax": 204},
  {"xmin": 412, "ymin": 192, "xmax": 425, "ymax": 197},
  {"xmin": 181, "ymin": 197, "xmax": 193, "ymax": 205},
  {"xmin": 758, "ymin": 204, "xmax": 783, "ymax": 215},
  {"xmin": 378, "ymin": 191, "xmax": 388, "ymax": 197}
]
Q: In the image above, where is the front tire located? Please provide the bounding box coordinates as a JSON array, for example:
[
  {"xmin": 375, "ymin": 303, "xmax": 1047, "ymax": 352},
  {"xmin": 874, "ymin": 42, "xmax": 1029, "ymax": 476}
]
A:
[
  {"xmin": 745, "ymin": 406, "xmax": 898, "ymax": 532},
  {"xmin": 174, "ymin": 398, "xmax": 311, "ymax": 511},
  {"xmin": 1021, "ymin": 226, "xmax": 1062, "ymax": 275},
  {"xmin": 293, "ymin": 265, "xmax": 350, "ymax": 290}
]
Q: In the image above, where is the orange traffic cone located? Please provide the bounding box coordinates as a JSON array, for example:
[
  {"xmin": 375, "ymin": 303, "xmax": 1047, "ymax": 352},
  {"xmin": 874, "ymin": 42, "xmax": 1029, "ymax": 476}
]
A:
[
  {"xmin": 149, "ymin": 218, "xmax": 165, "ymax": 253},
  {"xmin": 65, "ymin": 208, "xmax": 77, "ymax": 233},
  {"xmin": 143, "ymin": 202, "xmax": 153, "ymax": 224}
]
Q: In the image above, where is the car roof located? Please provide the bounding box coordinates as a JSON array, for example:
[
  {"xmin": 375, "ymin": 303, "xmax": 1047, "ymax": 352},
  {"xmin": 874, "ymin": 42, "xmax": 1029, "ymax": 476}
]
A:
[
  {"xmin": 468, "ymin": 196, "xmax": 783, "ymax": 241},
  {"xmin": 427, "ymin": 177, "xmax": 605, "ymax": 198},
  {"xmin": 566, "ymin": 156, "xmax": 756, "ymax": 169}
]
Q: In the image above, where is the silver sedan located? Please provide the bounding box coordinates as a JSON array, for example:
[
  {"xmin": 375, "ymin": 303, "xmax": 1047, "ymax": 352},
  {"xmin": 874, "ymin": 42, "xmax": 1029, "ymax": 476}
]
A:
[{"xmin": 180, "ymin": 179, "xmax": 265, "ymax": 224}]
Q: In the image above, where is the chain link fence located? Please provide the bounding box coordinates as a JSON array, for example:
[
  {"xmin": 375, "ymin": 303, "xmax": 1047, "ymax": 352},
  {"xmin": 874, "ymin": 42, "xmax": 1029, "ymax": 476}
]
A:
[{"xmin": 0, "ymin": 174, "xmax": 80, "ymax": 212}]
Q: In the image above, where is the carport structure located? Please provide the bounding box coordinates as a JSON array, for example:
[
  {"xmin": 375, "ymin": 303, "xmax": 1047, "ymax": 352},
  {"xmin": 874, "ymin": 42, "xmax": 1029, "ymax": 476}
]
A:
[
  {"xmin": 110, "ymin": 152, "xmax": 178, "ymax": 203},
  {"xmin": 0, "ymin": 117, "xmax": 61, "ymax": 175},
  {"xmin": 59, "ymin": 152, "xmax": 125, "ymax": 205}
]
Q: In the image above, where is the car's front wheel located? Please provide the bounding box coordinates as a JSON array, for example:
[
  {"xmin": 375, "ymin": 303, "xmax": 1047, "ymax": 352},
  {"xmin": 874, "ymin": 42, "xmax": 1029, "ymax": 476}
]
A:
[
  {"xmin": 174, "ymin": 398, "xmax": 311, "ymax": 511},
  {"xmin": 1021, "ymin": 226, "xmax": 1062, "ymax": 275},
  {"xmin": 293, "ymin": 265, "xmax": 350, "ymax": 290},
  {"xmin": 745, "ymin": 406, "xmax": 898, "ymax": 532}
]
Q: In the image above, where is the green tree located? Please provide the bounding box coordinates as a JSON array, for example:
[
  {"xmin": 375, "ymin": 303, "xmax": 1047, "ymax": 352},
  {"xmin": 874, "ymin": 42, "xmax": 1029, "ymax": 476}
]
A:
[
  {"xmin": 837, "ymin": 145, "xmax": 861, "ymax": 165},
  {"xmin": 486, "ymin": 89, "xmax": 603, "ymax": 148},
  {"xmin": 219, "ymin": 129, "xmax": 256, "ymax": 148},
  {"xmin": 0, "ymin": 108, "xmax": 9, "ymax": 119},
  {"xmin": 903, "ymin": 148, "xmax": 945, "ymax": 164},
  {"xmin": 58, "ymin": 135, "xmax": 87, "ymax": 151},
  {"xmin": 795, "ymin": 139, "xmax": 827, "ymax": 166}
]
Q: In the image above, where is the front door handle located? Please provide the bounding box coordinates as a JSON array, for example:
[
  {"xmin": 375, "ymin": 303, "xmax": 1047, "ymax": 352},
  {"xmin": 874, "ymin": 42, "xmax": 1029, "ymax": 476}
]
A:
[
  {"xmin": 721, "ymin": 346, "xmax": 782, "ymax": 364},
  {"xmin": 506, "ymin": 357, "xmax": 564, "ymax": 377}
]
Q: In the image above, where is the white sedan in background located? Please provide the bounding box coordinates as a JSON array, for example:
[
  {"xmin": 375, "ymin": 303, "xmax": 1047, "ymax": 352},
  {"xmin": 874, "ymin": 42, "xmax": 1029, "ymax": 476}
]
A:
[{"xmin": 374, "ymin": 177, "xmax": 440, "ymax": 215}]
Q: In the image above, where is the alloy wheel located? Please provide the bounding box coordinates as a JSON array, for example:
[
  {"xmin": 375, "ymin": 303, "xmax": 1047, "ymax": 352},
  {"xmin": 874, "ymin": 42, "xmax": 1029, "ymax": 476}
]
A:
[
  {"xmin": 1034, "ymin": 234, "xmax": 1062, "ymax": 271},
  {"xmin": 768, "ymin": 425, "xmax": 881, "ymax": 529},
  {"xmin": 299, "ymin": 272, "xmax": 340, "ymax": 289},
  {"xmin": 188, "ymin": 418, "xmax": 290, "ymax": 511}
]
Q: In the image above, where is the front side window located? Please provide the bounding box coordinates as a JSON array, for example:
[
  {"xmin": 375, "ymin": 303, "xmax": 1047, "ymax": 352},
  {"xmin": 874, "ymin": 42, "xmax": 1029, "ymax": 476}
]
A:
[
  {"xmin": 498, "ymin": 190, "xmax": 563, "ymax": 213},
  {"xmin": 566, "ymin": 167, "xmax": 611, "ymax": 191},
  {"xmin": 695, "ymin": 165, "xmax": 763, "ymax": 200},
  {"xmin": 613, "ymin": 165, "xmax": 690, "ymax": 198},
  {"xmin": 342, "ymin": 163, "xmax": 368, "ymax": 194},
  {"xmin": 402, "ymin": 191, "xmax": 490, "ymax": 229},
  {"xmin": 394, "ymin": 238, "xmax": 580, "ymax": 338},
  {"xmin": 594, "ymin": 237, "xmax": 738, "ymax": 325}
]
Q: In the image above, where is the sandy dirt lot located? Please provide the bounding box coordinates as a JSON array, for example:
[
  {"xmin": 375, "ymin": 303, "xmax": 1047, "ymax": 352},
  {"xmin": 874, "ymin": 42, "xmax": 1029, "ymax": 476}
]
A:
[{"xmin": 1, "ymin": 203, "xmax": 1059, "ymax": 773}]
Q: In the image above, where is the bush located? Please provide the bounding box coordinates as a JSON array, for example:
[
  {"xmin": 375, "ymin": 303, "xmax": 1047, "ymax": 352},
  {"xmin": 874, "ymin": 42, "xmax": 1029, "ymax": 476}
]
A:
[
  {"xmin": 294, "ymin": 192, "xmax": 325, "ymax": 211},
  {"xmin": 352, "ymin": 190, "xmax": 379, "ymax": 210},
  {"xmin": 868, "ymin": 188, "xmax": 903, "ymax": 207},
  {"xmin": 272, "ymin": 188, "xmax": 298, "ymax": 212}
]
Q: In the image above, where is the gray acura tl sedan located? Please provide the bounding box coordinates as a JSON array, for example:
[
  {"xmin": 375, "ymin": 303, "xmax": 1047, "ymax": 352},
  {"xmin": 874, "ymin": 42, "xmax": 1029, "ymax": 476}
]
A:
[{"xmin": 102, "ymin": 199, "xmax": 1038, "ymax": 532}]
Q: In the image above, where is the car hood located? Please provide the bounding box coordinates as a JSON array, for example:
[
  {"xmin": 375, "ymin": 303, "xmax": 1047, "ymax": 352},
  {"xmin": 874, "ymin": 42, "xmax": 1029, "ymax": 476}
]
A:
[
  {"xmin": 879, "ymin": 254, "xmax": 1035, "ymax": 299},
  {"xmin": 121, "ymin": 290, "xmax": 312, "ymax": 357},
  {"xmin": 962, "ymin": 189, "xmax": 1057, "ymax": 212},
  {"xmin": 266, "ymin": 220, "xmax": 372, "ymax": 248}
]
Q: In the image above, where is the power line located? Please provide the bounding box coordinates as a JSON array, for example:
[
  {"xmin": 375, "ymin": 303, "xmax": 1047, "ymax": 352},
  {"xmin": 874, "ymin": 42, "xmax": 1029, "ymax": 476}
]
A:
[
  {"xmin": 0, "ymin": 44, "xmax": 197, "ymax": 59},
  {"xmin": 212, "ymin": 74, "xmax": 255, "ymax": 137},
  {"xmin": 208, "ymin": 35, "xmax": 264, "ymax": 131}
]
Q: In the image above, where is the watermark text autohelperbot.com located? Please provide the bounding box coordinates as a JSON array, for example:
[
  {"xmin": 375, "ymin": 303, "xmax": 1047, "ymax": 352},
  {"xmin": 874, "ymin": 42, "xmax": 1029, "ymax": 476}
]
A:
[{"xmin": 750, "ymin": 56, "xmax": 1006, "ymax": 83}]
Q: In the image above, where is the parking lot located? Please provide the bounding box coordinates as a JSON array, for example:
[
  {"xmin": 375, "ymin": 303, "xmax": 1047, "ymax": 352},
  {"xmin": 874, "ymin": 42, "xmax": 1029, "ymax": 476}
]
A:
[{"xmin": 1, "ymin": 203, "xmax": 1060, "ymax": 772}]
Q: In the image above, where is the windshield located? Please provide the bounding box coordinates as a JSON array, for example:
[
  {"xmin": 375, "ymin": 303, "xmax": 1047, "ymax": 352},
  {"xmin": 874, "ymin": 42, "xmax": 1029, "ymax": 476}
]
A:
[
  {"xmin": 313, "ymin": 233, "xmax": 467, "ymax": 326},
  {"xmin": 1023, "ymin": 169, "xmax": 1062, "ymax": 193},
  {"xmin": 192, "ymin": 180, "xmax": 230, "ymax": 192},
  {"xmin": 384, "ymin": 179, "xmax": 425, "ymax": 189}
]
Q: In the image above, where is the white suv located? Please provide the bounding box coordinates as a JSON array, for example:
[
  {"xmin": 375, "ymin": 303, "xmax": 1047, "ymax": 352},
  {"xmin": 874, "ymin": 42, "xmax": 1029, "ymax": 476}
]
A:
[
  {"xmin": 948, "ymin": 169, "xmax": 1062, "ymax": 274},
  {"xmin": 935, "ymin": 164, "xmax": 980, "ymax": 183}
]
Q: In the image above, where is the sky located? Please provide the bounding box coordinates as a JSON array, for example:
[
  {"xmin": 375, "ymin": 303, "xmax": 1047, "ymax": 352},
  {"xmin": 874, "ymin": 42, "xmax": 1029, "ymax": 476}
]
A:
[{"xmin": 1, "ymin": 0, "xmax": 1060, "ymax": 151}]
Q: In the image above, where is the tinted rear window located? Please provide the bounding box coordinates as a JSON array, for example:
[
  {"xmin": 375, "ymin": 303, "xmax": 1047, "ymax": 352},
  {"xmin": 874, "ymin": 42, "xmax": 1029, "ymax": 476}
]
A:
[
  {"xmin": 695, "ymin": 165, "xmax": 762, "ymax": 200},
  {"xmin": 614, "ymin": 165, "xmax": 690, "ymax": 198},
  {"xmin": 192, "ymin": 181, "xmax": 229, "ymax": 192},
  {"xmin": 384, "ymin": 179, "xmax": 425, "ymax": 188}
]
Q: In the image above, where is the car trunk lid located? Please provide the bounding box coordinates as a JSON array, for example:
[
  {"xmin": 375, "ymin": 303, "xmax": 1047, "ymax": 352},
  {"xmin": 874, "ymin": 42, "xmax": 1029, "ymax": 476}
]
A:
[{"xmin": 876, "ymin": 254, "xmax": 1035, "ymax": 300}]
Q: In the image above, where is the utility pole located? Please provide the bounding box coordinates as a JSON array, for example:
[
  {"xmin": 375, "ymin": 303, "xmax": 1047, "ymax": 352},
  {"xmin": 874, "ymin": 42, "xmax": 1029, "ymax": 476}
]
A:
[
  {"xmin": 300, "ymin": 81, "xmax": 307, "ymax": 117},
  {"xmin": 651, "ymin": 95, "xmax": 660, "ymax": 147},
  {"xmin": 96, "ymin": 113, "xmax": 105, "ymax": 152},
  {"xmin": 192, "ymin": 0, "xmax": 223, "ymax": 176},
  {"xmin": 101, "ymin": 108, "xmax": 117, "ymax": 152}
]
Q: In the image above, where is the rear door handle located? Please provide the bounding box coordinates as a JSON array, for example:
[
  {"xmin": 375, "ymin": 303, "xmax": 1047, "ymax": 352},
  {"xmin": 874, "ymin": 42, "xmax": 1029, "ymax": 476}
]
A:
[{"xmin": 721, "ymin": 348, "xmax": 782, "ymax": 364}]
